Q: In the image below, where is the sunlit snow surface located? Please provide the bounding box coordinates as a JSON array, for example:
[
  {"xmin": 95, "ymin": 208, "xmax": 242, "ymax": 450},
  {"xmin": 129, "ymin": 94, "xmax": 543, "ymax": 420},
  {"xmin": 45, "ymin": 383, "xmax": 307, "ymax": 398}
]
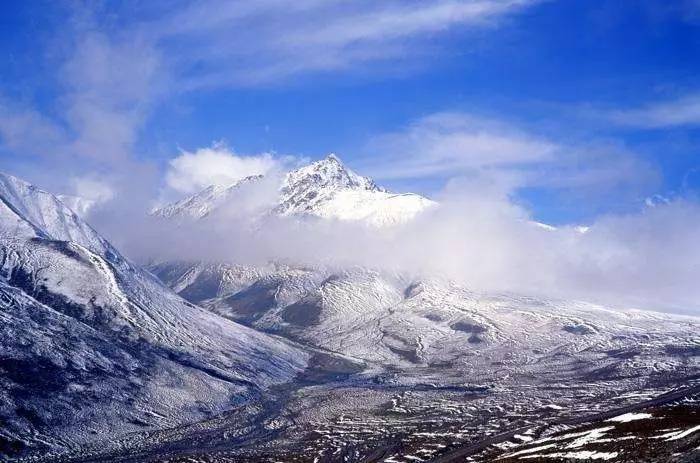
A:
[{"xmin": 605, "ymin": 412, "xmax": 653, "ymax": 423}]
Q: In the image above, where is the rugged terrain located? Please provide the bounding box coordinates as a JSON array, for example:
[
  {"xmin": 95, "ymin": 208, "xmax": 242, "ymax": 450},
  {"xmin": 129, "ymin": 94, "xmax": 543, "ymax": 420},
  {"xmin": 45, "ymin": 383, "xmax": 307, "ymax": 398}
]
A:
[
  {"xmin": 0, "ymin": 172, "xmax": 307, "ymax": 460},
  {"xmin": 1, "ymin": 159, "xmax": 698, "ymax": 462}
]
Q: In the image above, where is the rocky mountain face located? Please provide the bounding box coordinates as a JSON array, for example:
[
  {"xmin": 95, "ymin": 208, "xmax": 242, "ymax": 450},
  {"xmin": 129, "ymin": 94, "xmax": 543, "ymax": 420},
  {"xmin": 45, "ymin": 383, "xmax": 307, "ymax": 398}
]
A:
[{"xmin": 0, "ymin": 172, "xmax": 307, "ymax": 460}]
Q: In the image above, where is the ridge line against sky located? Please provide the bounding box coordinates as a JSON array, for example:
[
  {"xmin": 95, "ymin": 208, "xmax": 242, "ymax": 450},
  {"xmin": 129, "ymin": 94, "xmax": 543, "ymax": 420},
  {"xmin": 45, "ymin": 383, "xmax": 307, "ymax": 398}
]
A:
[{"xmin": 0, "ymin": 0, "xmax": 698, "ymax": 226}]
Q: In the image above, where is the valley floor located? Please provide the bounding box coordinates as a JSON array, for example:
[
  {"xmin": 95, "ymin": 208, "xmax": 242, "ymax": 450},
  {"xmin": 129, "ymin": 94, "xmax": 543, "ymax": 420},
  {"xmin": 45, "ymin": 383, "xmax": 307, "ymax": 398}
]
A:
[{"xmin": 21, "ymin": 352, "xmax": 700, "ymax": 463}]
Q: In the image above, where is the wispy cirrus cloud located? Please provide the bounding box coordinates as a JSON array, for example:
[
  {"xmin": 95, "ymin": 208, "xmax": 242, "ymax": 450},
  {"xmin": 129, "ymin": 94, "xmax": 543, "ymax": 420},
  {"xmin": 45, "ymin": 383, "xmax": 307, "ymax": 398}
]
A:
[
  {"xmin": 59, "ymin": 29, "xmax": 163, "ymax": 162},
  {"xmin": 0, "ymin": 8, "xmax": 157, "ymax": 185},
  {"xmin": 147, "ymin": 0, "xmax": 541, "ymax": 86},
  {"xmin": 0, "ymin": 5, "xmax": 163, "ymax": 192},
  {"xmin": 360, "ymin": 112, "xmax": 659, "ymax": 202},
  {"xmin": 606, "ymin": 92, "xmax": 700, "ymax": 128},
  {"xmin": 362, "ymin": 112, "xmax": 557, "ymax": 181}
]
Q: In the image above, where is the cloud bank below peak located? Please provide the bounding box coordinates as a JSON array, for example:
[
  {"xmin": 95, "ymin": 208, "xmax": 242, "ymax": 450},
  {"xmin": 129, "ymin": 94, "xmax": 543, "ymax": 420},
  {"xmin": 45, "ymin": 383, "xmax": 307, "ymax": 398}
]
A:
[{"xmin": 125, "ymin": 168, "xmax": 700, "ymax": 316}]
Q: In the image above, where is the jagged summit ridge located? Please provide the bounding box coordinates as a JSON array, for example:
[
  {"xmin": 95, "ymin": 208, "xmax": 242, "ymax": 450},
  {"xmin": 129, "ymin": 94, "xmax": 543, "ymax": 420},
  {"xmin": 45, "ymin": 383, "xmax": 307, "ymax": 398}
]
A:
[
  {"xmin": 276, "ymin": 153, "xmax": 384, "ymax": 215},
  {"xmin": 285, "ymin": 153, "xmax": 382, "ymax": 195},
  {"xmin": 154, "ymin": 154, "xmax": 436, "ymax": 226}
]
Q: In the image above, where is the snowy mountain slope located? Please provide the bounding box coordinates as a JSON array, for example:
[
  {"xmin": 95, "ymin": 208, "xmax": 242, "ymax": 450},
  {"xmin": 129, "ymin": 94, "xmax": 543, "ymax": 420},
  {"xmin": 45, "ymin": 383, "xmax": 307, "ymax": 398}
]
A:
[
  {"xmin": 152, "ymin": 175, "xmax": 264, "ymax": 220},
  {"xmin": 0, "ymin": 172, "xmax": 308, "ymax": 459},
  {"xmin": 152, "ymin": 184, "xmax": 228, "ymax": 220},
  {"xmin": 63, "ymin": 155, "xmax": 696, "ymax": 462},
  {"xmin": 152, "ymin": 261, "xmax": 699, "ymax": 379},
  {"xmin": 0, "ymin": 172, "xmax": 112, "ymax": 255},
  {"xmin": 1, "ymin": 169, "xmax": 696, "ymax": 462},
  {"xmin": 148, "ymin": 155, "xmax": 698, "ymax": 376},
  {"xmin": 152, "ymin": 154, "xmax": 436, "ymax": 226}
]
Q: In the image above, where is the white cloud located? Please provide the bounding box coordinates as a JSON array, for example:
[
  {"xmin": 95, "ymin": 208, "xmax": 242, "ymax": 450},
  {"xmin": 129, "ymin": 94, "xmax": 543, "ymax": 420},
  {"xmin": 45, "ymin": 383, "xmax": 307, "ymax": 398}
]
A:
[
  {"xmin": 607, "ymin": 92, "xmax": 700, "ymax": 128},
  {"xmin": 71, "ymin": 177, "xmax": 115, "ymax": 203},
  {"xmin": 131, "ymin": 177, "xmax": 700, "ymax": 314},
  {"xmin": 286, "ymin": 1, "xmax": 534, "ymax": 47},
  {"xmin": 147, "ymin": 0, "xmax": 541, "ymax": 86},
  {"xmin": 362, "ymin": 112, "xmax": 558, "ymax": 181},
  {"xmin": 58, "ymin": 176, "xmax": 117, "ymax": 218},
  {"xmin": 165, "ymin": 143, "xmax": 280, "ymax": 194},
  {"xmin": 359, "ymin": 112, "xmax": 658, "ymax": 203}
]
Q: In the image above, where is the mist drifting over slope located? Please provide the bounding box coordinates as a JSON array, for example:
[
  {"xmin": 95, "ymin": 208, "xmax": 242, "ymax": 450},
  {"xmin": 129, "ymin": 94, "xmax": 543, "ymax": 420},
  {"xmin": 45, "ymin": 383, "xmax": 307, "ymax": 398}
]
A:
[{"xmin": 81, "ymin": 155, "xmax": 700, "ymax": 316}]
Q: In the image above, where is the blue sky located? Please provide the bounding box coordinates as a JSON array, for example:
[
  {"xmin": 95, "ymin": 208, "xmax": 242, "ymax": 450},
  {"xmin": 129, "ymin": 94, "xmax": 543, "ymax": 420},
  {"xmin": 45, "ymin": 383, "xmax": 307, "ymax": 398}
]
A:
[{"xmin": 1, "ymin": 0, "xmax": 699, "ymax": 225}]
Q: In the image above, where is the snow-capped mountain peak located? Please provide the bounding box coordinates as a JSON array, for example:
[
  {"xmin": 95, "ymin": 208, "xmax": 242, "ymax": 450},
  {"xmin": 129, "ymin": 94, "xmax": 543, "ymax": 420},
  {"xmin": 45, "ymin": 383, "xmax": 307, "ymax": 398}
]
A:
[
  {"xmin": 285, "ymin": 153, "xmax": 381, "ymax": 194},
  {"xmin": 153, "ymin": 154, "xmax": 436, "ymax": 226},
  {"xmin": 276, "ymin": 153, "xmax": 384, "ymax": 215}
]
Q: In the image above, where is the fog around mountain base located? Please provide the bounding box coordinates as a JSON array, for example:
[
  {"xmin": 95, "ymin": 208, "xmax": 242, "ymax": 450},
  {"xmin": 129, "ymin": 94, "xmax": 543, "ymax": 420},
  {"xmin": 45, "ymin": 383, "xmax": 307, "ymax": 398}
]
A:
[{"xmin": 88, "ymin": 168, "xmax": 700, "ymax": 316}]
